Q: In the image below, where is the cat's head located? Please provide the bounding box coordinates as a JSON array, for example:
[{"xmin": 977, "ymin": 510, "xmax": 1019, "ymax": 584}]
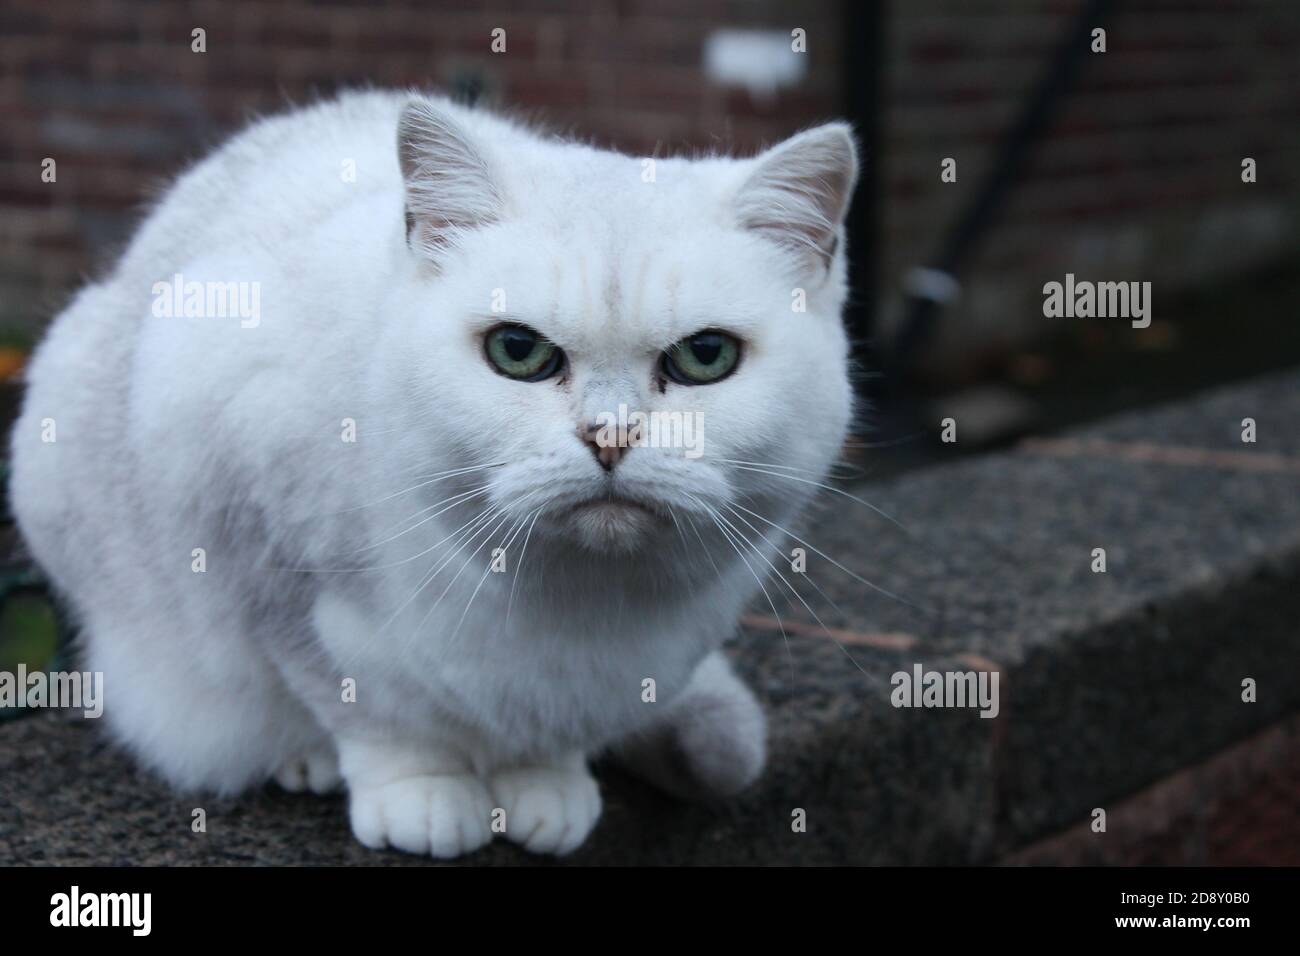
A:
[{"xmin": 378, "ymin": 97, "xmax": 857, "ymax": 559}]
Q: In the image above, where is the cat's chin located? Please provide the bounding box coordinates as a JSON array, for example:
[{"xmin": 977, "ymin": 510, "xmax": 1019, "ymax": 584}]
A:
[{"xmin": 565, "ymin": 499, "xmax": 661, "ymax": 554}]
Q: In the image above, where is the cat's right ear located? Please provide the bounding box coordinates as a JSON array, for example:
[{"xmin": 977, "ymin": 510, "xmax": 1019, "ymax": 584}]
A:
[
  {"xmin": 398, "ymin": 100, "xmax": 504, "ymax": 264},
  {"xmin": 733, "ymin": 122, "xmax": 858, "ymax": 277}
]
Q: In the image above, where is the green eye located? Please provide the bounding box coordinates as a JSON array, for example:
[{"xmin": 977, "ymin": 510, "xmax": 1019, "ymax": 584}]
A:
[
  {"xmin": 484, "ymin": 324, "xmax": 563, "ymax": 381},
  {"xmin": 662, "ymin": 330, "xmax": 741, "ymax": 385}
]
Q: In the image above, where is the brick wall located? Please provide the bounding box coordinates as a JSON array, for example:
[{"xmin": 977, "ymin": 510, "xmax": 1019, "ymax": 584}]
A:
[
  {"xmin": 878, "ymin": 0, "xmax": 1300, "ymax": 371},
  {"xmin": 0, "ymin": 0, "xmax": 841, "ymax": 338},
  {"xmin": 2, "ymin": 0, "xmax": 1297, "ymax": 371}
]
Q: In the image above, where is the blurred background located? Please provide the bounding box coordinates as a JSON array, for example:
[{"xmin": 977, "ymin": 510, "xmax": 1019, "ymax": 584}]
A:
[
  {"xmin": 2, "ymin": 0, "xmax": 1298, "ymax": 472},
  {"xmin": 2, "ymin": 0, "xmax": 1298, "ymax": 435},
  {"xmin": 1, "ymin": 0, "xmax": 1298, "ymax": 864}
]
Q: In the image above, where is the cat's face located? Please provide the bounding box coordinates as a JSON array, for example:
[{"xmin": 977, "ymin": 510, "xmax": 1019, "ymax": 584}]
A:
[{"xmin": 380, "ymin": 101, "xmax": 857, "ymax": 558}]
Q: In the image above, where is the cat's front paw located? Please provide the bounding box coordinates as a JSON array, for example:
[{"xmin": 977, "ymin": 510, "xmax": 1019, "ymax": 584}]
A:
[
  {"xmin": 348, "ymin": 774, "xmax": 494, "ymax": 858},
  {"xmin": 489, "ymin": 764, "xmax": 602, "ymax": 856}
]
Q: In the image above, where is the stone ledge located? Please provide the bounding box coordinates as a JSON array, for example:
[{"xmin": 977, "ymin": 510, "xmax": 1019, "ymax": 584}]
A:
[
  {"xmin": 3, "ymin": 368, "xmax": 1299, "ymax": 864},
  {"xmin": 1003, "ymin": 714, "xmax": 1300, "ymax": 865}
]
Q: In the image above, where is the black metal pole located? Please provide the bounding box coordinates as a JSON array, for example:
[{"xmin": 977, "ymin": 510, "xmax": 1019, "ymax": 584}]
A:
[
  {"xmin": 888, "ymin": 0, "xmax": 1116, "ymax": 383},
  {"xmin": 841, "ymin": 0, "xmax": 885, "ymax": 413}
]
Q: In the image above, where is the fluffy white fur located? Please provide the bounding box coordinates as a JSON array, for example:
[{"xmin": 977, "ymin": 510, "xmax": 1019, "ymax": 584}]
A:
[{"xmin": 9, "ymin": 90, "xmax": 857, "ymax": 858}]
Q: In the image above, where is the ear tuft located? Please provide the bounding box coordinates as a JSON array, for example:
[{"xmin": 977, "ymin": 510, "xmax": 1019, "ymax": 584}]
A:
[
  {"xmin": 733, "ymin": 123, "xmax": 858, "ymax": 273},
  {"xmin": 398, "ymin": 100, "xmax": 503, "ymax": 263}
]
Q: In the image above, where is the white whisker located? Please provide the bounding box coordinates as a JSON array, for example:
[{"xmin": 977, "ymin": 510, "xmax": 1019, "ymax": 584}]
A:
[
  {"xmin": 722, "ymin": 502, "xmax": 845, "ymax": 618},
  {"xmin": 266, "ymin": 494, "xmax": 503, "ymax": 574},
  {"xmin": 716, "ymin": 457, "xmax": 865, "ymax": 481},
  {"xmin": 716, "ymin": 503, "xmax": 869, "ymax": 678},
  {"xmin": 504, "ymin": 508, "xmax": 542, "ymax": 628},
  {"xmin": 331, "ymin": 461, "xmax": 506, "ymax": 515},
  {"xmin": 729, "ymin": 501, "xmax": 928, "ymax": 614},
  {"xmin": 449, "ymin": 509, "xmax": 538, "ymax": 645},
  {"xmin": 340, "ymin": 484, "xmax": 491, "ymax": 555},
  {"xmin": 378, "ymin": 500, "xmax": 519, "ymax": 636},
  {"xmin": 726, "ymin": 462, "xmax": 911, "ymax": 535},
  {"xmin": 692, "ymin": 496, "xmax": 794, "ymax": 681},
  {"xmin": 391, "ymin": 489, "xmax": 546, "ymax": 658}
]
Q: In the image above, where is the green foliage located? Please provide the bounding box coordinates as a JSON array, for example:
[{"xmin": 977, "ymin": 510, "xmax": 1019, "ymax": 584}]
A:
[{"xmin": 0, "ymin": 591, "xmax": 58, "ymax": 673}]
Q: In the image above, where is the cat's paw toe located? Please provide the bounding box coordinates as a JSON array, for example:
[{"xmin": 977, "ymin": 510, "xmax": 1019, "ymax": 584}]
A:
[
  {"xmin": 349, "ymin": 774, "xmax": 494, "ymax": 858},
  {"xmin": 273, "ymin": 748, "xmax": 342, "ymax": 794},
  {"xmin": 489, "ymin": 766, "xmax": 601, "ymax": 856}
]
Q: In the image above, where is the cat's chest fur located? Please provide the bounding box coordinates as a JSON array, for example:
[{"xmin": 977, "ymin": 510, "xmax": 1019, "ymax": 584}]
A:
[{"xmin": 312, "ymin": 565, "xmax": 742, "ymax": 760}]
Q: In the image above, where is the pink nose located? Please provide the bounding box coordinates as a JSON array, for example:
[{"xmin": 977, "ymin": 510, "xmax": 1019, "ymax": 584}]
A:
[{"xmin": 581, "ymin": 423, "xmax": 638, "ymax": 471}]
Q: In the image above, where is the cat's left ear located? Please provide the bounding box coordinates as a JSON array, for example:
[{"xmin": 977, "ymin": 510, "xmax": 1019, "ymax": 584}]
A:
[
  {"xmin": 733, "ymin": 123, "xmax": 858, "ymax": 275},
  {"xmin": 398, "ymin": 100, "xmax": 504, "ymax": 264}
]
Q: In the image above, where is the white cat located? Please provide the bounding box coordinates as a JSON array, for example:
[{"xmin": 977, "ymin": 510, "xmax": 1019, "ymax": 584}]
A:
[{"xmin": 9, "ymin": 90, "xmax": 857, "ymax": 858}]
